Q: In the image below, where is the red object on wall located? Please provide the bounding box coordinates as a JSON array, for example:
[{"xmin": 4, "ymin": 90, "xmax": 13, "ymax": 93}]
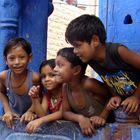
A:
[{"xmin": 66, "ymin": 0, "xmax": 76, "ymax": 5}]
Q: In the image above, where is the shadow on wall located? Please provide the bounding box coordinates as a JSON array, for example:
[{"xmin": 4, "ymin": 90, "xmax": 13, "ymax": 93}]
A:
[{"xmin": 0, "ymin": 119, "xmax": 140, "ymax": 140}]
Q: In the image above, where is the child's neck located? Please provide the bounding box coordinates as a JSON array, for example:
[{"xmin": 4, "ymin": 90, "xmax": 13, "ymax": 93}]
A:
[
  {"xmin": 69, "ymin": 77, "xmax": 83, "ymax": 92},
  {"xmin": 11, "ymin": 70, "xmax": 27, "ymax": 79},
  {"xmin": 94, "ymin": 44, "xmax": 106, "ymax": 64},
  {"xmin": 11, "ymin": 70, "xmax": 28, "ymax": 89},
  {"xmin": 49, "ymin": 86, "xmax": 62, "ymax": 98}
]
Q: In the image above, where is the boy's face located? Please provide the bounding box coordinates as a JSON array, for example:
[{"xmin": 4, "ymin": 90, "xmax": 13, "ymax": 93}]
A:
[
  {"xmin": 54, "ymin": 55, "xmax": 74, "ymax": 83},
  {"xmin": 5, "ymin": 46, "xmax": 31, "ymax": 74},
  {"xmin": 73, "ymin": 41, "xmax": 94, "ymax": 63}
]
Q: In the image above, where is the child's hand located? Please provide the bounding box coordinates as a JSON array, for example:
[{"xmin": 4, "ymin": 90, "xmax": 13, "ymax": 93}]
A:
[
  {"xmin": 26, "ymin": 119, "xmax": 42, "ymax": 134},
  {"xmin": 121, "ymin": 95, "xmax": 139, "ymax": 114},
  {"xmin": 28, "ymin": 85, "xmax": 40, "ymax": 98},
  {"xmin": 107, "ymin": 96, "xmax": 122, "ymax": 110},
  {"xmin": 90, "ymin": 116, "xmax": 106, "ymax": 128},
  {"xmin": 78, "ymin": 115, "xmax": 96, "ymax": 136},
  {"xmin": 20, "ymin": 111, "xmax": 37, "ymax": 122},
  {"xmin": 2, "ymin": 111, "xmax": 18, "ymax": 128}
]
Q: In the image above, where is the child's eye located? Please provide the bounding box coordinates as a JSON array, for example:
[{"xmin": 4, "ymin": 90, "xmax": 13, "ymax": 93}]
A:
[
  {"xmin": 41, "ymin": 74, "xmax": 46, "ymax": 79},
  {"xmin": 19, "ymin": 56, "xmax": 25, "ymax": 59},
  {"xmin": 8, "ymin": 57, "xmax": 15, "ymax": 61},
  {"xmin": 48, "ymin": 73, "xmax": 55, "ymax": 77},
  {"xmin": 74, "ymin": 42, "xmax": 81, "ymax": 48},
  {"xmin": 75, "ymin": 44, "xmax": 81, "ymax": 48},
  {"xmin": 57, "ymin": 63, "xmax": 63, "ymax": 68}
]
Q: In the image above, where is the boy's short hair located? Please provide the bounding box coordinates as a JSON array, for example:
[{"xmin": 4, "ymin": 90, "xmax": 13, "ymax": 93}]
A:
[
  {"xmin": 65, "ymin": 14, "xmax": 106, "ymax": 45},
  {"xmin": 57, "ymin": 47, "xmax": 87, "ymax": 76},
  {"xmin": 4, "ymin": 37, "xmax": 32, "ymax": 57}
]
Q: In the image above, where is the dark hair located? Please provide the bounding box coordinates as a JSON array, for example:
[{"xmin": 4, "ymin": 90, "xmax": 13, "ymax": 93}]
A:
[
  {"xmin": 3, "ymin": 37, "xmax": 32, "ymax": 57},
  {"xmin": 39, "ymin": 59, "xmax": 55, "ymax": 73},
  {"xmin": 57, "ymin": 47, "xmax": 87, "ymax": 76},
  {"xmin": 65, "ymin": 14, "xmax": 106, "ymax": 45}
]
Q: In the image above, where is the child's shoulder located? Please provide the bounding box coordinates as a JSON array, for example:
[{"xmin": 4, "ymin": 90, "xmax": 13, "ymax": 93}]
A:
[
  {"xmin": 0, "ymin": 70, "xmax": 9, "ymax": 86},
  {"xmin": 83, "ymin": 76, "xmax": 105, "ymax": 91},
  {"xmin": 83, "ymin": 75, "xmax": 96, "ymax": 85},
  {"xmin": 0, "ymin": 70, "xmax": 8, "ymax": 81},
  {"xmin": 106, "ymin": 42, "xmax": 127, "ymax": 52},
  {"xmin": 31, "ymin": 71, "xmax": 40, "ymax": 85}
]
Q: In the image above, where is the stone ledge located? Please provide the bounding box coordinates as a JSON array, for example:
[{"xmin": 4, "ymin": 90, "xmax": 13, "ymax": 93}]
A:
[{"xmin": 0, "ymin": 119, "xmax": 140, "ymax": 140}]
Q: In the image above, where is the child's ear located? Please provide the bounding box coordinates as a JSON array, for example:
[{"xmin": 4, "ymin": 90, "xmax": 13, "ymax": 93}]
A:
[
  {"xmin": 91, "ymin": 35, "xmax": 100, "ymax": 48},
  {"xmin": 73, "ymin": 65, "xmax": 81, "ymax": 76},
  {"xmin": 29, "ymin": 53, "xmax": 32, "ymax": 62},
  {"xmin": 4, "ymin": 57, "xmax": 8, "ymax": 65}
]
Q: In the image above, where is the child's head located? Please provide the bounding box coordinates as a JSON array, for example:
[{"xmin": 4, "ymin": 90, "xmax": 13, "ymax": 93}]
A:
[
  {"xmin": 65, "ymin": 14, "xmax": 106, "ymax": 45},
  {"xmin": 65, "ymin": 14, "xmax": 106, "ymax": 63},
  {"xmin": 39, "ymin": 59, "xmax": 61, "ymax": 91},
  {"xmin": 4, "ymin": 37, "xmax": 32, "ymax": 57},
  {"xmin": 54, "ymin": 47, "xmax": 87, "ymax": 83},
  {"xmin": 4, "ymin": 37, "xmax": 32, "ymax": 73}
]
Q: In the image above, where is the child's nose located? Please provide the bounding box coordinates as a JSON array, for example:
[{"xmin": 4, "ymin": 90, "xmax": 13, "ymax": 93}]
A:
[
  {"xmin": 54, "ymin": 66, "xmax": 58, "ymax": 72},
  {"xmin": 44, "ymin": 75, "xmax": 50, "ymax": 81},
  {"xmin": 73, "ymin": 48, "xmax": 78, "ymax": 54},
  {"xmin": 14, "ymin": 58, "xmax": 20, "ymax": 64}
]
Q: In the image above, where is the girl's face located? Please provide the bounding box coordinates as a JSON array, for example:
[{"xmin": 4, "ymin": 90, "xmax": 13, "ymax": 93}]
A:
[
  {"xmin": 54, "ymin": 55, "xmax": 74, "ymax": 83},
  {"xmin": 41, "ymin": 65, "xmax": 59, "ymax": 91},
  {"xmin": 5, "ymin": 46, "xmax": 32, "ymax": 74}
]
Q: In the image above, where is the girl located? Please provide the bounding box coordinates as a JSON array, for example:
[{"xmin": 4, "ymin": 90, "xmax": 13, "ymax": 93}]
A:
[
  {"xmin": 26, "ymin": 59, "xmax": 63, "ymax": 134},
  {"xmin": 54, "ymin": 47, "xmax": 112, "ymax": 136},
  {"xmin": 0, "ymin": 37, "xmax": 40, "ymax": 128}
]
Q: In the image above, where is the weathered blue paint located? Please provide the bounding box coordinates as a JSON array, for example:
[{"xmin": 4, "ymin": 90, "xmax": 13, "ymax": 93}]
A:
[
  {"xmin": 0, "ymin": 119, "xmax": 140, "ymax": 140},
  {"xmin": 0, "ymin": 0, "xmax": 20, "ymax": 70},
  {"xmin": 18, "ymin": 0, "xmax": 53, "ymax": 71},
  {"xmin": 0, "ymin": 0, "xmax": 53, "ymax": 71},
  {"xmin": 0, "ymin": 0, "xmax": 53, "ymax": 116},
  {"xmin": 99, "ymin": 1, "xmax": 140, "ymax": 139},
  {"xmin": 99, "ymin": 0, "xmax": 140, "ymax": 53}
]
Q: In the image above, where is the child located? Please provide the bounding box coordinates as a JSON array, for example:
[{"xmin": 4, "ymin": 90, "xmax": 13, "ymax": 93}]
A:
[
  {"xmin": 54, "ymin": 47, "xmax": 111, "ymax": 136},
  {"xmin": 65, "ymin": 14, "xmax": 140, "ymax": 123},
  {"xmin": 0, "ymin": 37, "xmax": 40, "ymax": 128},
  {"xmin": 26, "ymin": 59, "xmax": 63, "ymax": 134}
]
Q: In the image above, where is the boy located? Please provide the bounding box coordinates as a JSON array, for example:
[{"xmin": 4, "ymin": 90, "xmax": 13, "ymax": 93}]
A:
[
  {"xmin": 65, "ymin": 14, "xmax": 140, "ymax": 122},
  {"xmin": 54, "ymin": 47, "xmax": 112, "ymax": 136}
]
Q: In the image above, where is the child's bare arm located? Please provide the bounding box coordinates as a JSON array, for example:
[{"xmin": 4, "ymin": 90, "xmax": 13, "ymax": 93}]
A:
[
  {"xmin": 121, "ymin": 83, "xmax": 140, "ymax": 113},
  {"xmin": 32, "ymin": 72, "xmax": 41, "ymax": 86},
  {"xmin": 20, "ymin": 105, "xmax": 37, "ymax": 122},
  {"xmin": 1, "ymin": 93, "xmax": 14, "ymax": 129},
  {"xmin": 0, "ymin": 73, "xmax": 16, "ymax": 128},
  {"xmin": 121, "ymin": 94, "xmax": 139, "ymax": 113},
  {"xmin": 21, "ymin": 84, "xmax": 46, "ymax": 122},
  {"xmin": 118, "ymin": 45, "xmax": 140, "ymax": 70},
  {"xmin": 0, "ymin": 73, "xmax": 11, "ymax": 113},
  {"xmin": 26, "ymin": 106, "xmax": 62, "ymax": 134},
  {"xmin": 90, "ymin": 106, "xmax": 112, "ymax": 127},
  {"xmin": 62, "ymin": 85, "xmax": 95, "ymax": 136},
  {"xmin": 30, "ymin": 94, "xmax": 47, "ymax": 118},
  {"xmin": 20, "ymin": 85, "xmax": 42, "ymax": 122},
  {"xmin": 118, "ymin": 46, "xmax": 140, "ymax": 113},
  {"xmin": 84, "ymin": 77, "xmax": 110, "ymax": 97},
  {"xmin": 107, "ymin": 96, "xmax": 122, "ymax": 110}
]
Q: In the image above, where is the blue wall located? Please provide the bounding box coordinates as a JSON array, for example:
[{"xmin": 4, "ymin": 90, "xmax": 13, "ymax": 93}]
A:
[
  {"xmin": 99, "ymin": 0, "xmax": 140, "ymax": 53},
  {"xmin": 0, "ymin": 0, "xmax": 20, "ymax": 70},
  {"xmin": 0, "ymin": 0, "xmax": 53, "ymax": 71}
]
